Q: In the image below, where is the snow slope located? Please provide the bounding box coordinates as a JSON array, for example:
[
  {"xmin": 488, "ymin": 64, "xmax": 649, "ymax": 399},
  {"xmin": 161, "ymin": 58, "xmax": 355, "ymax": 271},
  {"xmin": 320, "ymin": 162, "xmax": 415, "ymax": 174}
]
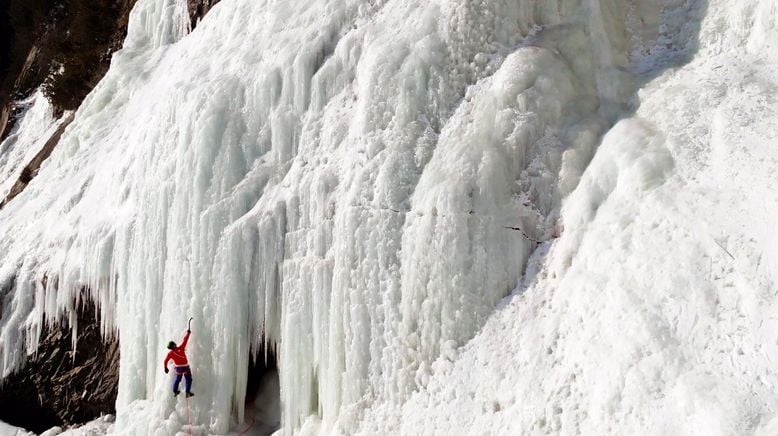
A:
[
  {"xmin": 0, "ymin": 0, "xmax": 776, "ymax": 435},
  {"xmin": 38, "ymin": 416, "xmax": 115, "ymax": 436},
  {"xmin": 0, "ymin": 420, "xmax": 34, "ymax": 436},
  {"xmin": 359, "ymin": 1, "xmax": 778, "ymax": 435}
]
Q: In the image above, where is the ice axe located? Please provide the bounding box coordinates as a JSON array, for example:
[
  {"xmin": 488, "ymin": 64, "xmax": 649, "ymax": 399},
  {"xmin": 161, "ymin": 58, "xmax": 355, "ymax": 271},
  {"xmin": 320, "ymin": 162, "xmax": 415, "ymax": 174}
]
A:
[{"xmin": 187, "ymin": 317, "xmax": 193, "ymax": 332}]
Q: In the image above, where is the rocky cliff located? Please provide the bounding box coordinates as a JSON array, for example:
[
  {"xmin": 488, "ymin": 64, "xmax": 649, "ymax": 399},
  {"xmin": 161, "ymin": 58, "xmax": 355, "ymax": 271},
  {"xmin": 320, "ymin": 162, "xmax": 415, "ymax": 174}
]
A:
[
  {"xmin": 0, "ymin": 301, "xmax": 119, "ymax": 433},
  {"xmin": 0, "ymin": 0, "xmax": 137, "ymax": 138}
]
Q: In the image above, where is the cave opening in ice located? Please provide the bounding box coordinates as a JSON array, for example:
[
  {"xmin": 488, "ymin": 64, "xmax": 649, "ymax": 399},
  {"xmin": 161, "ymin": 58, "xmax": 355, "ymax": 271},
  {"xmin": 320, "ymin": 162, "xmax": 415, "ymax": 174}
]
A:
[{"xmin": 243, "ymin": 343, "xmax": 281, "ymax": 435}]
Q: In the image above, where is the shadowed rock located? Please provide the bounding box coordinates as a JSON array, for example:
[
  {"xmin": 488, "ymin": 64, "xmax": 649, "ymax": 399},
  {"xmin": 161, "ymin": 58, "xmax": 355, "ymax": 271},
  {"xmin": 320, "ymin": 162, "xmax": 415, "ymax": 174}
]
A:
[{"xmin": 0, "ymin": 302, "xmax": 119, "ymax": 433}]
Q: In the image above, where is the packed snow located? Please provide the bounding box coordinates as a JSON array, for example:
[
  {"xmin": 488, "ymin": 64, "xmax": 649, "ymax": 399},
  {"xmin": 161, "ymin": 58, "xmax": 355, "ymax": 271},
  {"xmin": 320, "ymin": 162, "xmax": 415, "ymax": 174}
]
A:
[
  {"xmin": 0, "ymin": 415, "xmax": 113, "ymax": 436},
  {"xmin": 39, "ymin": 416, "xmax": 115, "ymax": 436},
  {"xmin": 0, "ymin": 0, "xmax": 776, "ymax": 435},
  {"xmin": 0, "ymin": 420, "xmax": 34, "ymax": 436},
  {"xmin": 358, "ymin": 1, "xmax": 778, "ymax": 434}
]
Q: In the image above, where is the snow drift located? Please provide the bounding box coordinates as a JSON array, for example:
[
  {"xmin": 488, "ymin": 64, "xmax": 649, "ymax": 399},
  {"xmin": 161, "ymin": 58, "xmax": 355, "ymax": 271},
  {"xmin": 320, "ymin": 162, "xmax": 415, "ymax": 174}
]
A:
[{"xmin": 0, "ymin": 0, "xmax": 776, "ymax": 434}]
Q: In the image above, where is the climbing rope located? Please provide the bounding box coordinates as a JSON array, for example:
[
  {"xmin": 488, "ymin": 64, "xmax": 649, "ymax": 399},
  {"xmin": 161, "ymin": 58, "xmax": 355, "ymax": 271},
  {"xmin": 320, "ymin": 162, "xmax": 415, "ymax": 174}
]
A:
[
  {"xmin": 236, "ymin": 396, "xmax": 257, "ymax": 436},
  {"xmin": 236, "ymin": 412, "xmax": 256, "ymax": 436},
  {"xmin": 185, "ymin": 395, "xmax": 193, "ymax": 436},
  {"xmin": 185, "ymin": 317, "xmax": 194, "ymax": 436}
]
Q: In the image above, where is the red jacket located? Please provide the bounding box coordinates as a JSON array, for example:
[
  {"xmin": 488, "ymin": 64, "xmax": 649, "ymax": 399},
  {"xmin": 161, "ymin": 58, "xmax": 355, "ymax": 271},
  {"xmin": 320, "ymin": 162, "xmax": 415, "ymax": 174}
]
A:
[{"xmin": 164, "ymin": 331, "xmax": 191, "ymax": 368}]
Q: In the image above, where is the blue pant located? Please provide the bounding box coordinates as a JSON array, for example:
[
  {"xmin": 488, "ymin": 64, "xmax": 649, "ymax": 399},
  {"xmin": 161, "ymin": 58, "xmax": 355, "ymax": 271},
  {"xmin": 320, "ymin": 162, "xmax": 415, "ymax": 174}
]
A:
[{"xmin": 173, "ymin": 366, "xmax": 192, "ymax": 394}]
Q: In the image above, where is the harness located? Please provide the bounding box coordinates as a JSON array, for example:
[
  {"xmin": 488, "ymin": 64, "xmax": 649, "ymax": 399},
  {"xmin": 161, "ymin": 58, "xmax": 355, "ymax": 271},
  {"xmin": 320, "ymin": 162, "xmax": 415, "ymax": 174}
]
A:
[{"xmin": 175, "ymin": 365, "xmax": 191, "ymax": 375}]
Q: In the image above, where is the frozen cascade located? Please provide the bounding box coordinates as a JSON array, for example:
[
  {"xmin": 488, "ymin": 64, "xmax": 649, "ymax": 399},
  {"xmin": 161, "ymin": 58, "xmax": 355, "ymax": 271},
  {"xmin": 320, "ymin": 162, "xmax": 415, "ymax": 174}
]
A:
[
  {"xmin": 0, "ymin": 0, "xmax": 626, "ymax": 432},
  {"xmin": 0, "ymin": 93, "xmax": 65, "ymax": 201},
  {"xmin": 0, "ymin": 0, "xmax": 774, "ymax": 434}
]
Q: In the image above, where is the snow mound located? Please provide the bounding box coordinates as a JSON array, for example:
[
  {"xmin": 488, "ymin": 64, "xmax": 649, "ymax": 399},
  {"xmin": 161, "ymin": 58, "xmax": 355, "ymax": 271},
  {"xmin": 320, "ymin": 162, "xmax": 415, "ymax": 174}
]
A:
[
  {"xmin": 0, "ymin": 420, "xmax": 34, "ymax": 436},
  {"xmin": 358, "ymin": 0, "xmax": 778, "ymax": 434}
]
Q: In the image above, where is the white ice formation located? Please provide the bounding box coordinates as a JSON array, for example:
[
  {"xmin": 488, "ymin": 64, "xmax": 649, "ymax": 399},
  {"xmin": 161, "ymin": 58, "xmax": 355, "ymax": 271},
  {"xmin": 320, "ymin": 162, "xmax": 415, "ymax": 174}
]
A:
[{"xmin": 0, "ymin": 0, "xmax": 777, "ymax": 434}]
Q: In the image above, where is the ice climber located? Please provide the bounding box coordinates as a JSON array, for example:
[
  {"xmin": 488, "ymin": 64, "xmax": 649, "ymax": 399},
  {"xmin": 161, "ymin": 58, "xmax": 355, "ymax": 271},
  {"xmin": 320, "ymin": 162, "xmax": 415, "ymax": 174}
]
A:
[{"xmin": 164, "ymin": 328, "xmax": 194, "ymax": 397}]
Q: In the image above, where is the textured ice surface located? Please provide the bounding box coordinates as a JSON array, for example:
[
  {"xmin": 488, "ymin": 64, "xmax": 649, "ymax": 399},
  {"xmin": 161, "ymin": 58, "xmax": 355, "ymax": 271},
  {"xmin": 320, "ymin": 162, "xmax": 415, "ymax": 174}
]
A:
[
  {"xmin": 0, "ymin": 0, "xmax": 776, "ymax": 434},
  {"xmin": 0, "ymin": 92, "xmax": 65, "ymax": 199}
]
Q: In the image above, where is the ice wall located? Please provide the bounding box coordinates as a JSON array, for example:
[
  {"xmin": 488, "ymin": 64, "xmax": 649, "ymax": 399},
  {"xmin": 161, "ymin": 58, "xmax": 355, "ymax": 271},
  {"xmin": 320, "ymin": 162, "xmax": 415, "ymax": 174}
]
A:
[{"xmin": 0, "ymin": 0, "xmax": 711, "ymax": 434}]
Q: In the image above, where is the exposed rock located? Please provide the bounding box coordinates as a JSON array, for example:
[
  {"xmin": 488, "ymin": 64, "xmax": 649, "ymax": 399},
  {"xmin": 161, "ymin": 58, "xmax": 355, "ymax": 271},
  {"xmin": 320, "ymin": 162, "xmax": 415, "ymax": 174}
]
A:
[
  {"xmin": 39, "ymin": 0, "xmax": 138, "ymax": 113},
  {"xmin": 0, "ymin": 302, "xmax": 119, "ymax": 433},
  {"xmin": 0, "ymin": 104, "xmax": 9, "ymax": 141},
  {"xmin": 188, "ymin": 0, "xmax": 221, "ymax": 29},
  {"xmin": 0, "ymin": 0, "xmax": 137, "ymax": 117}
]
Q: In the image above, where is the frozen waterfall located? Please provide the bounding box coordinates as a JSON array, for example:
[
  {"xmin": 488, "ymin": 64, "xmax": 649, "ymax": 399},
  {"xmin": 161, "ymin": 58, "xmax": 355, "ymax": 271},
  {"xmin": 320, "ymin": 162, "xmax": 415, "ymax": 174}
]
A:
[{"xmin": 1, "ymin": 0, "xmax": 777, "ymax": 434}]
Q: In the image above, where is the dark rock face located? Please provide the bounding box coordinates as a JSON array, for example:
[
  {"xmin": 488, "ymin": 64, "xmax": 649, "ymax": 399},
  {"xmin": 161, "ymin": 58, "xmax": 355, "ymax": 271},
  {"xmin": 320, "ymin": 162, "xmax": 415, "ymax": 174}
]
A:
[
  {"xmin": 38, "ymin": 0, "xmax": 137, "ymax": 113},
  {"xmin": 0, "ymin": 303, "xmax": 119, "ymax": 433},
  {"xmin": 0, "ymin": 0, "xmax": 137, "ymax": 137},
  {"xmin": 0, "ymin": 105, "xmax": 9, "ymax": 141}
]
